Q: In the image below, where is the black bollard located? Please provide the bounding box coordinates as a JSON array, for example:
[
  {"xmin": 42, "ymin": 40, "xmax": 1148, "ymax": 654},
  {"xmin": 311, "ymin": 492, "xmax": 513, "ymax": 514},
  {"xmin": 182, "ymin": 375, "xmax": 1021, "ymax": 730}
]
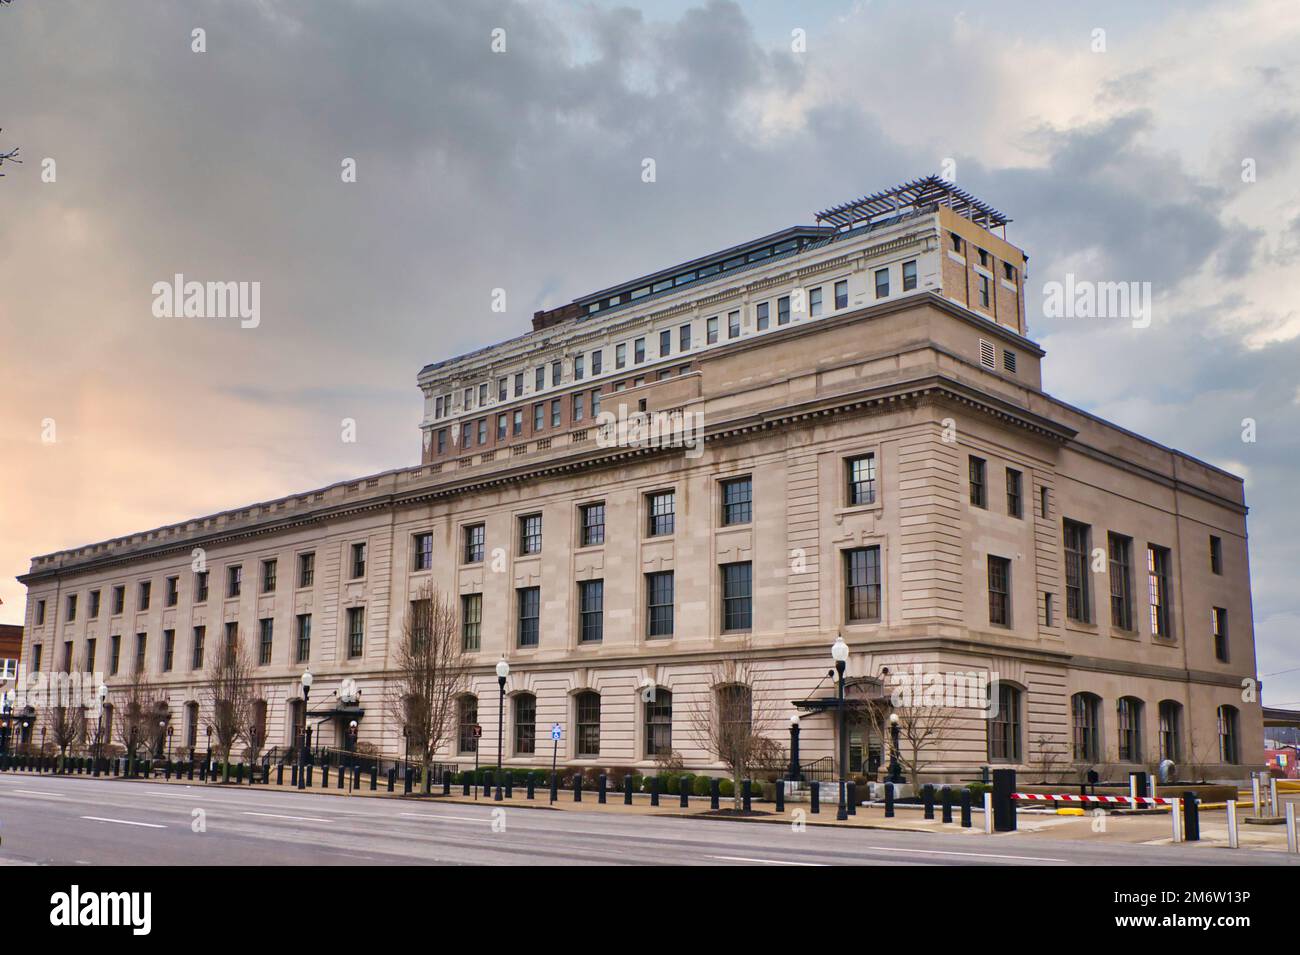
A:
[
  {"xmin": 960, "ymin": 788, "xmax": 972, "ymax": 828},
  {"xmin": 388, "ymin": 767, "xmax": 397, "ymax": 793},
  {"xmin": 352, "ymin": 765, "xmax": 360, "ymax": 789},
  {"xmin": 198, "ymin": 761, "xmax": 205, "ymax": 782},
  {"xmin": 442, "ymin": 770, "xmax": 451, "ymax": 796},
  {"xmin": 573, "ymin": 775, "xmax": 582, "ymax": 803},
  {"xmin": 847, "ymin": 781, "xmax": 857, "ymax": 816},
  {"xmin": 624, "ymin": 776, "xmax": 633, "ymax": 805},
  {"xmin": 650, "ymin": 777, "xmax": 660, "ymax": 807},
  {"xmin": 276, "ymin": 763, "xmax": 284, "ymax": 786},
  {"xmin": 923, "ymin": 784, "xmax": 935, "ymax": 820},
  {"xmin": 93, "ymin": 759, "xmax": 100, "ymax": 778},
  {"xmin": 484, "ymin": 771, "xmax": 493, "ymax": 797},
  {"xmin": 370, "ymin": 766, "xmax": 378, "ymax": 791},
  {"xmin": 884, "ymin": 782, "xmax": 895, "ymax": 817},
  {"xmin": 742, "ymin": 779, "xmax": 752, "ymax": 813},
  {"xmin": 710, "ymin": 778, "xmax": 720, "ymax": 811},
  {"xmin": 403, "ymin": 767, "xmax": 413, "ymax": 794},
  {"xmin": 527, "ymin": 776, "xmax": 535, "ymax": 800},
  {"xmin": 291, "ymin": 763, "xmax": 298, "ymax": 786},
  {"xmin": 992, "ymin": 768, "xmax": 1017, "ymax": 832},
  {"xmin": 810, "ymin": 781, "xmax": 820, "ymax": 814},
  {"xmin": 321, "ymin": 764, "xmax": 328, "ymax": 788},
  {"xmin": 461, "ymin": 773, "xmax": 469, "ymax": 796},
  {"xmin": 505, "ymin": 775, "xmax": 513, "ymax": 799},
  {"xmin": 598, "ymin": 774, "xmax": 607, "ymax": 804},
  {"xmin": 680, "ymin": 782, "xmax": 689, "ymax": 809},
  {"xmin": 1183, "ymin": 791, "xmax": 1200, "ymax": 842},
  {"xmin": 942, "ymin": 787, "xmax": 954, "ymax": 824},
  {"xmin": 164, "ymin": 761, "xmax": 171, "ymax": 781},
  {"xmin": 549, "ymin": 772, "xmax": 558, "ymax": 803},
  {"xmin": 306, "ymin": 765, "xmax": 313, "ymax": 787},
  {"xmin": 775, "ymin": 780, "xmax": 784, "ymax": 813},
  {"xmin": 495, "ymin": 781, "xmax": 503, "ymax": 802}
]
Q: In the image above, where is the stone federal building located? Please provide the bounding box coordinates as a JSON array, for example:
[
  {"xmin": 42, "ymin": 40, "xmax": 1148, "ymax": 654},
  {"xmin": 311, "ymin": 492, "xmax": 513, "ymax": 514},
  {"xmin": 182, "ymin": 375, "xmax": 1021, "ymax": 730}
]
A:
[{"xmin": 17, "ymin": 177, "xmax": 1262, "ymax": 781}]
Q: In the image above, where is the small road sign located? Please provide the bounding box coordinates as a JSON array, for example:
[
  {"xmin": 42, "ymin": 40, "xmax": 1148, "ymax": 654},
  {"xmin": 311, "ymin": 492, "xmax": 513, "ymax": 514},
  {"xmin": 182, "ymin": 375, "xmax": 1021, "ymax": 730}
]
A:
[
  {"xmin": 550, "ymin": 723, "xmax": 563, "ymax": 741},
  {"xmin": 472, "ymin": 724, "xmax": 482, "ymax": 739}
]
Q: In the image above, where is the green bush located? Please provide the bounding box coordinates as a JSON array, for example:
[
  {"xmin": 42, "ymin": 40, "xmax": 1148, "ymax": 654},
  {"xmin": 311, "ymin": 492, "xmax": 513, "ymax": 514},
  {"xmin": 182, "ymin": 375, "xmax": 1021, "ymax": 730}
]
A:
[
  {"xmin": 719, "ymin": 778, "xmax": 735, "ymax": 798},
  {"xmin": 692, "ymin": 775, "xmax": 712, "ymax": 796},
  {"xmin": 630, "ymin": 773, "xmax": 643, "ymax": 793}
]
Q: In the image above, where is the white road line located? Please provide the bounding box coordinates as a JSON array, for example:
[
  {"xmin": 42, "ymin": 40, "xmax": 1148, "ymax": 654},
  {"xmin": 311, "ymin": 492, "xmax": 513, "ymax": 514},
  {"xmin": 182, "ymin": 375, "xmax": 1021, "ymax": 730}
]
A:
[
  {"xmin": 861, "ymin": 845, "xmax": 1067, "ymax": 863},
  {"xmin": 707, "ymin": 855, "xmax": 826, "ymax": 866},
  {"xmin": 243, "ymin": 811, "xmax": 332, "ymax": 823},
  {"xmin": 81, "ymin": 816, "xmax": 166, "ymax": 829},
  {"xmin": 398, "ymin": 812, "xmax": 487, "ymax": 823},
  {"xmin": 143, "ymin": 791, "xmax": 204, "ymax": 799},
  {"xmin": 11, "ymin": 790, "xmax": 67, "ymax": 798}
]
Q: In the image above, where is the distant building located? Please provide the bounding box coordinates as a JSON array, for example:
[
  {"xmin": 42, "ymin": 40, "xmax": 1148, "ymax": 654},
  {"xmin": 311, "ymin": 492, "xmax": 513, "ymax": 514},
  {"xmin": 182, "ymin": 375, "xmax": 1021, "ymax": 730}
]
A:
[{"xmin": 1265, "ymin": 747, "xmax": 1298, "ymax": 778}]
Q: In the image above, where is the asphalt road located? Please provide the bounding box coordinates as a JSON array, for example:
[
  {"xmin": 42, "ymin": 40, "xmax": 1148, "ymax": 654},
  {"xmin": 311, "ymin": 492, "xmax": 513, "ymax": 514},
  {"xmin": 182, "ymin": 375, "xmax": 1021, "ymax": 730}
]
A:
[{"xmin": 0, "ymin": 773, "xmax": 1295, "ymax": 866}]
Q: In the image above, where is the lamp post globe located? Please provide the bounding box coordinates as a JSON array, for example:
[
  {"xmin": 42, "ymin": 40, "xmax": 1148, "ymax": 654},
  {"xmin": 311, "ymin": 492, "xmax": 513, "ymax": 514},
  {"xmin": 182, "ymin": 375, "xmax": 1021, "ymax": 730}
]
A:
[
  {"xmin": 297, "ymin": 670, "xmax": 313, "ymax": 790},
  {"xmin": 495, "ymin": 659, "xmax": 510, "ymax": 787},
  {"xmin": 831, "ymin": 637, "xmax": 849, "ymax": 821},
  {"xmin": 888, "ymin": 712, "xmax": 903, "ymax": 784},
  {"xmin": 788, "ymin": 714, "xmax": 802, "ymax": 782}
]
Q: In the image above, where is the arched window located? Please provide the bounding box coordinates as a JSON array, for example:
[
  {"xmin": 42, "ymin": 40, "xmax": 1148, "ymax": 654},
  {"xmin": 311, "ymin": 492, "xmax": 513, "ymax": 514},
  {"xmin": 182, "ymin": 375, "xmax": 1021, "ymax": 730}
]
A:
[
  {"xmin": 575, "ymin": 691, "xmax": 601, "ymax": 757},
  {"xmin": 644, "ymin": 688, "xmax": 673, "ymax": 758},
  {"xmin": 987, "ymin": 684, "xmax": 1022, "ymax": 762},
  {"xmin": 457, "ymin": 695, "xmax": 478, "ymax": 755},
  {"xmin": 1071, "ymin": 692, "xmax": 1100, "ymax": 762},
  {"xmin": 1217, "ymin": 704, "xmax": 1239, "ymax": 764},
  {"xmin": 184, "ymin": 701, "xmax": 199, "ymax": 751},
  {"xmin": 513, "ymin": 693, "xmax": 536, "ymax": 756},
  {"xmin": 1158, "ymin": 700, "xmax": 1182, "ymax": 763},
  {"xmin": 1117, "ymin": 697, "xmax": 1143, "ymax": 762}
]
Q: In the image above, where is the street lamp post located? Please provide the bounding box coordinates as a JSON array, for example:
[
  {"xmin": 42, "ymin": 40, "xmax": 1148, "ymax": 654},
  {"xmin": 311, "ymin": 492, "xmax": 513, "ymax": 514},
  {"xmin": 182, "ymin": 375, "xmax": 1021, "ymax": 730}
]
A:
[
  {"xmin": 95, "ymin": 684, "xmax": 108, "ymax": 769},
  {"xmin": 788, "ymin": 715, "xmax": 801, "ymax": 781},
  {"xmin": 887, "ymin": 712, "xmax": 903, "ymax": 784},
  {"xmin": 298, "ymin": 670, "xmax": 313, "ymax": 790},
  {"xmin": 157, "ymin": 720, "xmax": 166, "ymax": 765},
  {"xmin": 495, "ymin": 659, "xmax": 510, "ymax": 802},
  {"xmin": 166, "ymin": 725, "xmax": 174, "ymax": 763},
  {"xmin": 205, "ymin": 724, "xmax": 213, "ymax": 779},
  {"xmin": 347, "ymin": 719, "xmax": 358, "ymax": 791},
  {"xmin": 831, "ymin": 637, "xmax": 850, "ymax": 821}
]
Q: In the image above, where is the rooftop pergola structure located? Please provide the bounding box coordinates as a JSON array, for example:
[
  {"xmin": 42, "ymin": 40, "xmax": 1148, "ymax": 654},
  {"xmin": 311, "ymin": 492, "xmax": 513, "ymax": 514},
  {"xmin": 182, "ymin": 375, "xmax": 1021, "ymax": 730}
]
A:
[{"xmin": 815, "ymin": 175, "xmax": 1012, "ymax": 236}]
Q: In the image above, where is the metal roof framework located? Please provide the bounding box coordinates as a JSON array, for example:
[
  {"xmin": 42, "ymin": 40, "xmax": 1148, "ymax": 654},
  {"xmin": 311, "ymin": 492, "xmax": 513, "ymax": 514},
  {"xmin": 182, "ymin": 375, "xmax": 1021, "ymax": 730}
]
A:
[{"xmin": 815, "ymin": 175, "xmax": 1011, "ymax": 233}]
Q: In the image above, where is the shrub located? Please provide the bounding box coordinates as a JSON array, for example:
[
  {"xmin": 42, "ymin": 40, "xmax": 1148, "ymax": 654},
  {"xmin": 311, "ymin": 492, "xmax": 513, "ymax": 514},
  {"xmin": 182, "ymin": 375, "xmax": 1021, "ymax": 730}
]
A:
[
  {"xmin": 719, "ymin": 778, "xmax": 735, "ymax": 798},
  {"xmin": 693, "ymin": 775, "xmax": 712, "ymax": 796}
]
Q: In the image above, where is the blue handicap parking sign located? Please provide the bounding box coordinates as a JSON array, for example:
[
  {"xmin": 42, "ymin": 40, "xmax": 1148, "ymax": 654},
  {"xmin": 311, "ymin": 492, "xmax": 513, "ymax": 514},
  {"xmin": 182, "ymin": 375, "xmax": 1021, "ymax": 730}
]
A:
[{"xmin": 551, "ymin": 723, "xmax": 563, "ymax": 741}]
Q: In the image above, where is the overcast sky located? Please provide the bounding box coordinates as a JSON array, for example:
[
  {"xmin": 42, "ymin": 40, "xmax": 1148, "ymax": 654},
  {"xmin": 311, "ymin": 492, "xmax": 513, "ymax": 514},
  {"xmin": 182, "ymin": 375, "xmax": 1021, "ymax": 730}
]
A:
[{"xmin": 2, "ymin": 0, "xmax": 1298, "ymax": 705}]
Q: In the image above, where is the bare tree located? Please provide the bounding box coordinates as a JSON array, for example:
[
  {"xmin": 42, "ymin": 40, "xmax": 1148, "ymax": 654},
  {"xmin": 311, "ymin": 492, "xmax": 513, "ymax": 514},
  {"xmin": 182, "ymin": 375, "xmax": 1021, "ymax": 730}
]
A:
[
  {"xmin": 386, "ymin": 583, "xmax": 469, "ymax": 781},
  {"xmin": 44, "ymin": 704, "xmax": 86, "ymax": 767},
  {"xmin": 240, "ymin": 695, "xmax": 270, "ymax": 767},
  {"xmin": 203, "ymin": 629, "xmax": 257, "ymax": 770},
  {"xmin": 1031, "ymin": 733, "xmax": 1069, "ymax": 784},
  {"xmin": 114, "ymin": 668, "xmax": 163, "ymax": 763},
  {"xmin": 867, "ymin": 699, "xmax": 957, "ymax": 789},
  {"xmin": 687, "ymin": 651, "xmax": 779, "ymax": 810},
  {"xmin": 0, "ymin": 128, "xmax": 19, "ymax": 176}
]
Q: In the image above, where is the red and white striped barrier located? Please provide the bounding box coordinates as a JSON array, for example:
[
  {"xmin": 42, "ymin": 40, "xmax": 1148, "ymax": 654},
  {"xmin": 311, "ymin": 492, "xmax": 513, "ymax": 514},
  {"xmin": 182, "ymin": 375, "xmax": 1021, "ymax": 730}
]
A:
[{"xmin": 1013, "ymin": 792, "xmax": 1172, "ymax": 806}]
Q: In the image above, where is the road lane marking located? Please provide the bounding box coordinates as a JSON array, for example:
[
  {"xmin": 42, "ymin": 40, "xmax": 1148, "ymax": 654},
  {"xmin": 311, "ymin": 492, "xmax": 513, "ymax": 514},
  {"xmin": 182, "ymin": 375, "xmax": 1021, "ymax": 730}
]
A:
[
  {"xmin": 243, "ymin": 811, "xmax": 332, "ymax": 823},
  {"xmin": 860, "ymin": 845, "xmax": 1067, "ymax": 863},
  {"xmin": 398, "ymin": 812, "xmax": 487, "ymax": 823},
  {"xmin": 11, "ymin": 790, "xmax": 68, "ymax": 798},
  {"xmin": 144, "ymin": 791, "xmax": 204, "ymax": 799},
  {"xmin": 81, "ymin": 816, "xmax": 166, "ymax": 829},
  {"xmin": 707, "ymin": 855, "xmax": 826, "ymax": 866}
]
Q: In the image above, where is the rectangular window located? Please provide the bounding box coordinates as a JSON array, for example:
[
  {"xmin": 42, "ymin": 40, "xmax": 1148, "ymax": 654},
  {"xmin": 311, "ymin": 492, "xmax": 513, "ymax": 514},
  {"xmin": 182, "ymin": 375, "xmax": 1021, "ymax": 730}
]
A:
[
  {"xmin": 258, "ymin": 618, "xmax": 273, "ymax": 666},
  {"xmin": 809, "ymin": 287, "xmax": 823, "ymax": 317},
  {"xmin": 163, "ymin": 629, "xmax": 175, "ymax": 671},
  {"xmin": 1039, "ymin": 486, "xmax": 1049, "ymax": 519},
  {"xmin": 988, "ymin": 556, "xmax": 1011, "ymax": 626},
  {"xmin": 845, "ymin": 547, "xmax": 883, "ymax": 623},
  {"xmin": 721, "ymin": 476, "xmax": 752, "ymax": 526},
  {"xmin": 969, "ymin": 456, "xmax": 987, "ymax": 508},
  {"xmin": 580, "ymin": 502, "xmax": 605, "ymax": 547},
  {"xmin": 579, "ymin": 579, "xmax": 604, "ymax": 643},
  {"xmin": 134, "ymin": 633, "xmax": 147, "ymax": 674},
  {"xmin": 454, "ymin": 593, "xmax": 479, "ymax": 652},
  {"xmin": 591, "ymin": 349, "xmax": 603, "ymax": 374},
  {"xmin": 574, "ymin": 354, "xmax": 585, "ymax": 381},
  {"xmin": 834, "ymin": 279, "xmax": 848, "ymax": 309},
  {"xmin": 479, "ymin": 382, "xmax": 488, "ymax": 405},
  {"xmin": 226, "ymin": 566, "xmax": 242, "ymax": 599},
  {"xmin": 261, "ymin": 559, "xmax": 276, "ymax": 593},
  {"xmin": 551, "ymin": 360, "xmax": 562, "ymax": 387},
  {"xmin": 1213, "ymin": 607, "xmax": 1229, "ymax": 662},
  {"xmin": 721, "ymin": 562, "xmax": 753, "ymax": 631},
  {"xmin": 755, "ymin": 303, "xmax": 768, "ymax": 331},
  {"xmin": 190, "ymin": 627, "xmax": 204, "ymax": 670},
  {"xmin": 1006, "ymin": 468, "xmax": 1023, "ymax": 518},
  {"xmin": 346, "ymin": 607, "xmax": 365, "ymax": 658},
  {"xmin": 138, "ymin": 581, "xmax": 151, "ymax": 611},
  {"xmin": 498, "ymin": 377, "xmax": 507, "ymax": 401},
  {"xmin": 515, "ymin": 695, "xmax": 536, "ymax": 755},
  {"xmin": 166, "ymin": 576, "xmax": 179, "ymax": 606},
  {"xmin": 110, "ymin": 635, "xmax": 121, "ymax": 675},
  {"xmin": 495, "ymin": 413, "xmax": 506, "ymax": 441},
  {"xmin": 1148, "ymin": 544, "xmax": 1173, "ymax": 639},
  {"xmin": 728, "ymin": 311, "xmax": 741, "ymax": 338},
  {"xmin": 533, "ymin": 403, "xmax": 544, "ymax": 431},
  {"xmin": 298, "ymin": 552, "xmax": 315, "ymax": 588},
  {"xmin": 61, "ymin": 640, "xmax": 73, "ymax": 673},
  {"xmin": 463, "ymin": 524, "xmax": 485, "ymax": 563},
  {"xmin": 875, "ymin": 268, "xmax": 890, "ymax": 298},
  {"xmin": 514, "ymin": 372, "xmax": 524, "ymax": 397},
  {"xmin": 413, "ymin": 532, "xmax": 433, "ymax": 571},
  {"xmin": 679, "ymin": 324, "xmax": 691, "ymax": 351},
  {"xmin": 67, "ymin": 593, "xmax": 78, "ymax": 621},
  {"xmin": 647, "ymin": 490, "xmax": 675, "ymax": 536},
  {"xmin": 477, "ymin": 418, "xmax": 487, "ymax": 444},
  {"xmin": 646, "ymin": 571, "xmax": 674, "ymax": 638},
  {"xmin": 113, "ymin": 584, "xmax": 126, "ymax": 613},
  {"xmin": 295, "ymin": 614, "xmax": 311, "ymax": 664},
  {"xmin": 35, "ymin": 599, "xmax": 46, "ymax": 626},
  {"xmin": 436, "ymin": 429, "xmax": 447, "ymax": 454},
  {"xmin": 1210, "ymin": 535, "xmax": 1223, "ymax": 575},
  {"xmin": 902, "ymin": 260, "xmax": 917, "ymax": 291},
  {"xmin": 519, "ymin": 513, "xmax": 543, "ymax": 555},
  {"xmin": 1108, "ymin": 533, "xmax": 1134, "ymax": 630},
  {"xmin": 31, "ymin": 644, "xmax": 42, "ymax": 672},
  {"xmin": 517, "ymin": 587, "xmax": 540, "ymax": 647},
  {"xmin": 512, "ymin": 409, "xmax": 523, "ymax": 435},
  {"xmin": 777, "ymin": 296, "xmax": 790, "ymax": 325},
  {"xmin": 634, "ymin": 338, "xmax": 645, "ymax": 363},
  {"xmin": 351, "ymin": 542, "xmax": 367, "ymax": 578},
  {"xmin": 551, "ymin": 399, "xmax": 561, "ymax": 428},
  {"xmin": 1044, "ymin": 592, "xmax": 1054, "ymax": 627},
  {"xmin": 659, "ymin": 329, "xmax": 671, "ymax": 357},
  {"xmin": 590, "ymin": 388, "xmax": 601, "ymax": 416},
  {"xmin": 461, "ymin": 421, "xmax": 473, "ymax": 446},
  {"xmin": 1063, "ymin": 520, "xmax": 1092, "ymax": 623},
  {"xmin": 616, "ymin": 343, "xmax": 627, "ymax": 368},
  {"xmin": 846, "ymin": 454, "xmax": 877, "ymax": 506},
  {"xmin": 85, "ymin": 637, "xmax": 97, "ymax": 671},
  {"xmin": 572, "ymin": 392, "xmax": 585, "ymax": 422},
  {"xmin": 979, "ymin": 273, "xmax": 991, "ymax": 307},
  {"xmin": 706, "ymin": 317, "xmax": 719, "ymax": 343}
]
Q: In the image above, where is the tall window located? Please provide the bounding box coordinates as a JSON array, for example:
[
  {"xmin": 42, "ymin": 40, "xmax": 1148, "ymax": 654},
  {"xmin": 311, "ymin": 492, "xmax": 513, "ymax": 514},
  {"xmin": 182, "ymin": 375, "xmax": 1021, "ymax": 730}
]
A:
[
  {"xmin": 346, "ymin": 607, "xmax": 364, "ymax": 658},
  {"xmin": 579, "ymin": 580, "xmax": 604, "ymax": 643},
  {"xmin": 1108, "ymin": 533, "xmax": 1134, "ymax": 630},
  {"xmin": 721, "ymin": 477, "xmax": 752, "ymax": 525},
  {"xmin": 351, "ymin": 542, "xmax": 367, "ymax": 578},
  {"xmin": 519, "ymin": 514, "xmax": 543, "ymax": 555},
  {"xmin": 1063, "ymin": 520, "xmax": 1091, "ymax": 623},
  {"xmin": 162, "ymin": 630, "xmax": 175, "ymax": 671},
  {"xmin": 755, "ymin": 303, "xmax": 768, "ymax": 331},
  {"xmin": 706, "ymin": 316, "xmax": 719, "ymax": 343},
  {"xmin": 295, "ymin": 614, "xmax": 311, "ymax": 664},
  {"xmin": 1006, "ymin": 468, "xmax": 1022, "ymax": 518},
  {"xmin": 1209, "ymin": 535, "xmax": 1223, "ymax": 575},
  {"xmin": 969, "ymin": 456, "xmax": 987, "ymax": 508},
  {"xmin": 844, "ymin": 547, "xmax": 882, "ymax": 623},
  {"xmin": 67, "ymin": 594, "xmax": 78, "ymax": 621},
  {"xmin": 138, "ymin": 581, "xmax": 151, "ymax": 611},
  {"xmin": 298, "ymin": 552, "xmax": 315, "ymax": 588},
  {"xmin": 1117, "ymin": 697, "xmax": 1143, "ymax": 762},
  {"xmin": 659, "ymin": 329, "xmax": 671, "ymax": 357},
  {"xmin": 988, "ymin": 684, "xmax": 1022, "ymax": 761},
  {"xmin": 1071, "ymin": 692, "xmax": 1100, "ymax": 762},
  {"xmin": 1212, "ymin": 607, "xmax": 1229, "ymax": 662},
  {"xmin": 463, "ymin": 524, "xmax": 485, "ymax": 563},
  {"xmin": 721, "ymin": 562, "xmax": 753, "ymax": 632},
  {"xmin": 261, "ymin": 559, "xmax": 277, "ymax": 593},
  {"xmin": 572, "ymin": 392, "xmax": 585, "ymax": 422},
  {"xmin": 165, "ymin": 576, "xmax": 179, "ymax": 606},
  {"xmin": 1158, "ymin": 700, "xmax": 1182, "ymax": 762},
  {"xmin": 646, "ymin": 490, "xmax": 675, "ymax": 536},
  {"xmin": 110, "ymin": 635, "xmax": 121, "ymax": 675},
  {"xmin": 134, "ymin": 633, "xmax": 147, "ymax": 674},
  {"xmin": 413, "ymin": 533, "xmax": 433, "ymax": 571},
  {"xmin": 987, "ymin": 555, "xmax": 1011, "ymax": 626},
  {"xmin": 113, "ymin": 584, "xmax": 127, "ymax": 613},
  {"xmin": 846, "ymin": 454, "xmax": 877, "ymax": 506},
  {"xmin": 461, "ymin": 594, "xmax": 482, "ymax": 651},
  {"xmin": 902, "ymin": 259, "xmax": 917, "ymax": 291},
  {"xmin": 728, "ymin": 311, "xmax": 741, "ymax": 338},
  {"xmin": 1147, "ymin": 544, "xmax": 1173, "ymax": 638},
  {"xmin": 458, "ymin": 696, "xmax": 478, "ymax": 754},
  {"xmin": 85, "ymin": 637, "xmax": 96, "ymax": 671},
  {"xmin": 834, "ymin": 279, "xmax": 848, "ymax": 309},
  {"xmin": 517, "ymin": 587, "xmax": 540, "ymax": 647},
  {"xmin": 777, "ymin": 297, "xmax": 790, "ymax": 325},
  {"xmin": 679, "ymin": 324, "xmax": 691, "ymax": 351},
  {"xmin": 514, "ymin": 694, "xmax": 536, "ymax": 755},
  {"xmin": 645, "ymin": 689, "xmax": 673, "ymax": 757},
  {"xmin": 809, "ymin": 286, "xmax": 823, "ymax": 316},
  {"xmin": 576, "ymin": 691, "xmax": 601, "ymax": 757},
  {"xmin": 874, "ymin": 267, "xmax": 889, "ymax": 298},
  {"xmin": 580, "ymin": 502, "xmax": 605, "ymax": 546},
  {"xmin": 190, "ymin": 627, "xmax": 204, "ymax": 670},
  {"xmin": 646, "ymin": 571, "xmax": 674, "ymax": 638},
  {"xmin": 227, "ymin": 565, "xmax": 242, "ymax": 598},
  {"xmin": 1218, "ymin": 705, "xmax": 1239, "ymax": 764},
  {"xmin": 258, "ymin": 618, "xmax": 273, "ymax": 666}
]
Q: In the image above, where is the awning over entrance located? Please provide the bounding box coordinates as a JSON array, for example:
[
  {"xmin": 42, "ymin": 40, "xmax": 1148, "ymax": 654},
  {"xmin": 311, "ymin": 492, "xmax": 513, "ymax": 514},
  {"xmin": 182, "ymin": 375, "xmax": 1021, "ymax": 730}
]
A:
[
  {"xmin": 793, "ymin": 676, "xmax": 889, "ymax": 715},
  {"xmin": 308, "ymin": 704, "xmax": 365, "ymax": 722}
]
